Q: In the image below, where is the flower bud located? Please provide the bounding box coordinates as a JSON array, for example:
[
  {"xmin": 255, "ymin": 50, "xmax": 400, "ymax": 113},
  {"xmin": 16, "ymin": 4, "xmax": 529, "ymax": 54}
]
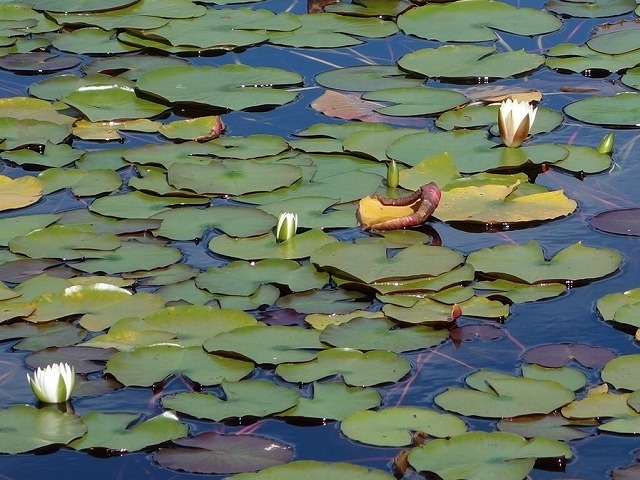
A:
[
  {"xmin": 498, "ymin": 98, "xmax": 537, "ymax": 148},
  {"xmin": 387, "ymin": 159, "xmax": 399, "ymax": 188},
  {"xmin": 27, "ymin": 362, "xmax": 75, "ymax": 404},
  {"xmin": 276, "ymin": 212, "xmax": 297, "ymax": 243},
  {"xmin": 597, "ymin": 133, "xmax": 614, "ymax": 155}
]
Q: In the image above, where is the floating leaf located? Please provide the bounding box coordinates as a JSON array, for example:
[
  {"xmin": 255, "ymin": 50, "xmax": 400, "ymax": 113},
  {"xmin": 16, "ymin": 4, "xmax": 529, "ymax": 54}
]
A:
[
  {"xmin": 311, "ymin": 242, "xmax": 463, "ymax": 284},
  {"xmin": 591, "ymin": 208, "xmax": 640, "ymax": 236},
  {"xmin": 226, "ymin": 460, "xmax": 395, "ymax": 480},
  {"xmin": 69, "ymin": 412, "xmax": 187, "ymax": 452},
  {"xmin": 523, "ymin": 343, "xmax": 617, "ymax": 369},
  {"xmin": 398, "ymin": 45, "xmax": 544, "ymax": 80},
  {"xmin": 435, "ymin": 370, "xmax": 575, "ymax": 417},
  {"xmin": 565, "ymin": 93, "xmax": 640, "ymax": 126},
  {"xmin": 340, "ymin": 407, "xmax": 466, "ymax": 447},
  {"xmin": 467, "ymin": 240, "xmax": 622, "ymax": 284},
  {"xmin": 597, "ymin": 287, "xmax": 640, "ymax": 328},
  {"xmin": 398, "ymin": 1, "xmax": 561, "ymax": 42},
  {"xmin": 275, "ymin": 348, "xmax": 412, "ymax": 387},
  {"xmin": 0, "ymin": 405, "xmax": 86, "ymax": 454},
  {"xmin": 204, "ymin": 325, "xmax": 325, "ymax": 365},
  {"xmin": 105, "ymin": 344, "xmax": 254, "ymax": 387},
  {"xmin": 136, "ymin": 64, "xmax": 301, "ymax": 111},
  {"xmin": 279, "ymin": 381, "xmax": 381, "ymax": 421},
  {"xmin": 154, "ymin": 432, "xmax": 293, "ymax": 475},
  {"xmin": 546, "ymin": 0, "xmax": 636, "ymax": 18},
  {"xmin": 361, "ymin": 86, "xmax": 468, "ymax": 116},
  {"xmin": 408, "ymin": 431, "xmax": 572, "ymax": 480},
  {"xmin": 602, "ymin": 354, "xmax": 640, "ymax": 391},
  {"xmin": 162, "ymin": 380, "xmax": 299, "ymax": 420},
  {"xmin": 0, "ymin": 175, "xmax": 42, "ymax": 211},
  {"xmin": 498, "ymin": 413, "xmax": 592, "ymax": 441}
]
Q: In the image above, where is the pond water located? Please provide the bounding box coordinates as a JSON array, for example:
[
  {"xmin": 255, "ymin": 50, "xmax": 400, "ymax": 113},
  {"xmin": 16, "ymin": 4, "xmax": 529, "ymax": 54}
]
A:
[{"xmin": 2, "ymin": 0, "xmax": 640, "ymax": 479}]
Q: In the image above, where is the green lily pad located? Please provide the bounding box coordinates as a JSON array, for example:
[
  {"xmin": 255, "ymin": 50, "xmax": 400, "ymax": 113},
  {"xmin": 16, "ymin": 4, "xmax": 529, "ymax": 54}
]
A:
[
  {"xmin": 383, "ymin": 295, "xmax": 508, "ymax": 324},
  {"xmin": 2, "ymin": 142, "xmax": 83, "ymax": 168},
  {"xmin": 276, "ymin": 289, "xmax": 371, "ymax": 315},
  {"xmin": 39, "ymin": 168, "xmax": 122, "ymax": 196},
  {"xmin": 82, "ymin": 55, "xmax": 191, "ymax": 81},
  {"xmin": 136, "ymin": 64, "xmax": 301, "ymax": 111},
  {"xmin": 474, "ymin": 278, "xmax": 566, "ymax": 303},
  {"xmin": 435, "ymin": 370, "xmax": 575, "ymax": 418},
  {"xmin": 90, "ymin": 192, "xmax": 208, "ymax": 219},
  {"xmin": 275, "ymin": 347, "xmax": 412, "ymax": 386},
  {"xmin": 467, "ymin": 240, "xmax": 622, "ymax": 284},
  {"xmin": 52, "ymin": 27, "xmax": 140, "ymax": 55},
  {"xmin": 162, "ymin": 380, "xmax": 299, "ymax": 420},
  {"xmin": 597, "ymin": 287, "xmax": 640, "ymax": 328},
  {"xmin": 29, "ymin": 0, "xmax": 140, "ymax": 13},
  {"xmin": 546, "ymin": 43, "xmax": 640, "ymax": 74},
  {"xmin": 133, "ymin": 9, "xmax": 300, "ymax": 51},
  {"xmin": 398, "ymin": 45, "xmax": 544, "ymax": 80},
  {"xmin": 86, "ymin": 305, "xmax": 258, "ymax": 350},
  {"xmin": 9, "ymin": 225, "xmax": 121, "ymax": 260},
  {"xmin": 105, "ymin": 344, "xmax": 254, "ymax": 386},
  {"xmin": 69, "ymin": 411, "xmax": 187, "ymax": 452},
  {"xmin": 226, "ymin": 461, "xmax": 395, "ymax": 480},
  {"xmin": 204, "ymin": 325, "xmax": 325, "ymax": 365},
  {"xmin": 208, "ymin": 229, "xmax": 338, "ymax": 261},
  {"xmin": 522, "ymin": 364, "xmax": 587, "ymax": 392},
  {"xmin": 29, "ymin": 74, "xmax": 137, "ymax": 102},
  {"xmin": 325, "ymin": 0, "xmax": 412, "ymax": 17},
  {"xmin": 361, "ymin": 86, "xmax": 468, "ymax": 116},
  {"xmin": 602, "ymin": 354, "xmax": 640, "ymax": 391},
  {"xmin": 63, "ymin": 84, "xmax": 168, "ymax": 122},
  {"xmin": 0, "ymin": 117, "xmax": 72, "ymax": 151},
  {"xmin": 319, "ymin": 317, "xmax": 447, "ymax": 352},
  {"xmin": 565, "ymin": 93, "xmax": 640, "ymax": 126},
  {"xmin": 311, "ymin": 242, "xmax": 464, "ymax": 284},
  {"xmin": 561, "ymin": 392, "xmax": 640, "ymax": 434},
  {"xmin": 498, "ymin": 413, "xmax": 593, "ymax": 441},
  {"xmin": 340, "ymin": 406, "xmax": 466, "ymax": 447},
  {"xmin": 398, "ymin": 0, "xmax": 561, "ymax": 42},
  {"xmin": 0, "ymin": 320, "xmax": 86, "ymax": 351},
  {"xmin": 315, "ymin": 65, "xmax": 423, "ymax": 92},
  {"xmin": 268, "ymin": 13, "xmax": 398, "ymax": 48},
  {"xmin": 166, "ymin": 159, "xmax": 302, "ymax": 196},
  {"xmin": 257, "ymin": 196, "xmax": 358, "ymax": 229},
  {"xmin": 546, "ymin": 0, "xmax": 636, "ymax": 18},
  {"xmin": 196, "ymin": 259, "xmax": 328, "ymax": 296},
  {"xmin": 278, "ymin": 381, "xmax": 381, "ymax": 421},
  {"xmin": 408, "ymin": 431, "xmax": 572, "ymax": 480},
  {"xmin": 27, "ymin": 283, "xmax": 165, "ymax": 330},
  {"xmin": 0, "ymin": 405, "xmax": 86, "ymax": 454},
  {"xmin": 0, "ymin": 213, "xmax": 59, "ymax": 247},
  {"xmin": 0, "ymin": 52, "xmax": 82, "ymax": 73}
]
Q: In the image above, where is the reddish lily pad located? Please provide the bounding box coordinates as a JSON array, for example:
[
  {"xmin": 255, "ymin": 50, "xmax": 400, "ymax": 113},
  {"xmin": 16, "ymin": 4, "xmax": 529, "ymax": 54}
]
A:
[
  {"xmin": 523, "ymin": 343, "xmax": 617, "ymax": 369},
  {"xmin": 0, "ymin": 52, "xmax": 82, "ymax": 73},
  {"xmin": 590, "ymin": 208, "xmax": 640, "ymax": 236},
  {"xmin": 154, "ymin": 432, "xmax": 294, "ymax": 474}
]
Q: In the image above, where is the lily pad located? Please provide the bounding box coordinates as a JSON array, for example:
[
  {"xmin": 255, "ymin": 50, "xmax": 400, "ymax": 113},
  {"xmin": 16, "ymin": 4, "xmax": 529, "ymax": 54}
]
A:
[
  {"xmin": 311, "ymin": 242, "xmax": 463, "ymax": 284},
  {"xmin": 591, "ymin": 208, "xmax": 640, "ymax": 236},
  {"xmin": 105, "ymin": 344, "xmax": 254, "ymax": 386},
  {"xmin": 204, "ymin": 325, "xmax": 325, "ymax": 365},
  {"xmin": 196, "ymin": 259, "xmax": 328, "ymax": 296},
  {"xmin": 278, "ymin": 381, "xmax": 381, "ymax": 421},
  {"xmin": 315, "ymin": 65, "xmax": 423, "ymax": 91},
  {"xmin": 0, "ymin": 176, "xmax": 43, "ymax": 212},
  {"xmin": 268, "ymin": 13, "xmax": 398, "ymax": 48},
  {"xmin": 597, "ymin": 287, "xmax": 640, "ymax": 328},
  {"xmin": 398, "ymin": 0, "xmax": 562, "ymax": 42},
  {"xmin": 319, "ymin": 317, "xmax": 448, "ymax": 352},
  {"xmin": 361, "ymin": 86, "xmax": 468, "ymax": 116},
  {"xmin": 275, "ymin": 347, "xmax": 412, "ymax": 386},
  {"xmin": 564, "ymin": 93, "xmax": 640, "ymax": 126},
  {"xmin": 0, "ymin": 405, "xmax": 86, "ymax": 454},
  {"xmin": 523, "ymin": 343, "xmax": 617, "ymax": 369},
  {"xmin": 226, "ymin": 460, "xmax": 395, "ymax": 480},
  {"xmin": 408, "ymin": 431, "xmax": 572, "ymax": 480},
  {"xmin": 162, "ymin": 380, "xmax": 299, "ymax": 420},
  {"xmin": 154, "ymin": 432, "xmax": 294, "ymax": 475},
  {"xmin": 546, "ymin": 0, "xmax": 636, "ymax": 18},
  {"xmin": 69, "ymin": 411, "xmax": 187, "ymax": 452},
  {"xmin": 466, "ymin": 240, "xmax": 622, "ymax": 284},
  {"xmin": 136, "ymin": 64, "xmax": 301, "ymax": 111},
  {"xmin": 545, "ymin": 43, "xmax": 640, "ymax": 74},
  {"xmin": 398, "ymin": 45, "xmax": 544, "ymax": 80},
  {"xmin": 435, "ymin": 370, "xmax": 575, "ymax": 418},
  {"xmin": 340, "ymin": 406, "xmax": 467, "ymax": 447},
  {"xmin": 602, "ymin": 354, "xmax": 640, "ymax": 391}
]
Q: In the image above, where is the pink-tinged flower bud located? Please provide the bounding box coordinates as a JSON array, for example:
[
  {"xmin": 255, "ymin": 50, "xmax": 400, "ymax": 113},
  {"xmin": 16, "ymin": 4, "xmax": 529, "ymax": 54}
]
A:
[{"xmin": 498, "ymin": 98, "xmax": 538, "ymax": 148}]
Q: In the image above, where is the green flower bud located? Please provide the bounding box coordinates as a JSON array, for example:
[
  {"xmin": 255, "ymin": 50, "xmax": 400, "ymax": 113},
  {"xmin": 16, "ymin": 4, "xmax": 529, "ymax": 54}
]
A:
[
  {"xmin": 387, "ymin": 159, "xmax": 399, "ymax": 188},
  {"xmin": 597, "ymin": 133, "xmax": 614, "ymax": 155}
]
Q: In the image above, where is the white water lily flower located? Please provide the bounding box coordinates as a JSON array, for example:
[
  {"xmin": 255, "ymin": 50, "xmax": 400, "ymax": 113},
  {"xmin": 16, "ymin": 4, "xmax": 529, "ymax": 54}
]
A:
[
  {"xmin": 498, "ymin": 98, "xmax": 538, "ymax": 148},
  {"xmin": 27, "ymin": 362, "xmax": 75, "ymax": 403},
  {"xmin": 276, "ymin": 212, "xmax": 298, "ymax": 243}
]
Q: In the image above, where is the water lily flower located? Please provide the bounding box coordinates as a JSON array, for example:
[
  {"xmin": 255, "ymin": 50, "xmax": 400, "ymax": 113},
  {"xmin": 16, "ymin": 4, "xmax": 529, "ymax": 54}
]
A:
[
  {"xmin": 27, "ymin": 362, "xmax": 75, "ymax": 404},
  {"xmin": 276, "ymin": 212, "xmax": 298, "ymax": 243},
  {"xmin": 597, "ymin": 132, "xmax": 614, "ymax": 155},
  {"xmin": 498, "ymin": 98, "xmax": 538, "ymax": 148}
]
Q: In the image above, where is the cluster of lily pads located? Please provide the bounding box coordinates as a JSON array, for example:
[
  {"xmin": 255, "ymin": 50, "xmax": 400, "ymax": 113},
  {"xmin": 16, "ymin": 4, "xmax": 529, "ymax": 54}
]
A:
[{"xmin": 2, "ymin": 0, "xmax": 640, "ymax": 479}]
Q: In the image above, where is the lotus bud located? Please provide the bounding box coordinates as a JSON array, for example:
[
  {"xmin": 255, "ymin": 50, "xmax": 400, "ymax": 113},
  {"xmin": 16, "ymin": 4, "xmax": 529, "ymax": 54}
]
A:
[
  {"xmin": 597, "ymin": 133, "xmax": 614, "ymax": 155},
  {"xmin": 387, "ymin": 159, "xmax": 399, "ymax": 188},
  {"xmin": 27, "ymin": 362, "xmax": 75, "ymax": 404},
  {"xmin": 498, "ymin": 98, "xmax": 538, "ymax": 148},
  {"xmin": 276, "ymin": 212, "xmax": 298, "ymax": 243}
]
